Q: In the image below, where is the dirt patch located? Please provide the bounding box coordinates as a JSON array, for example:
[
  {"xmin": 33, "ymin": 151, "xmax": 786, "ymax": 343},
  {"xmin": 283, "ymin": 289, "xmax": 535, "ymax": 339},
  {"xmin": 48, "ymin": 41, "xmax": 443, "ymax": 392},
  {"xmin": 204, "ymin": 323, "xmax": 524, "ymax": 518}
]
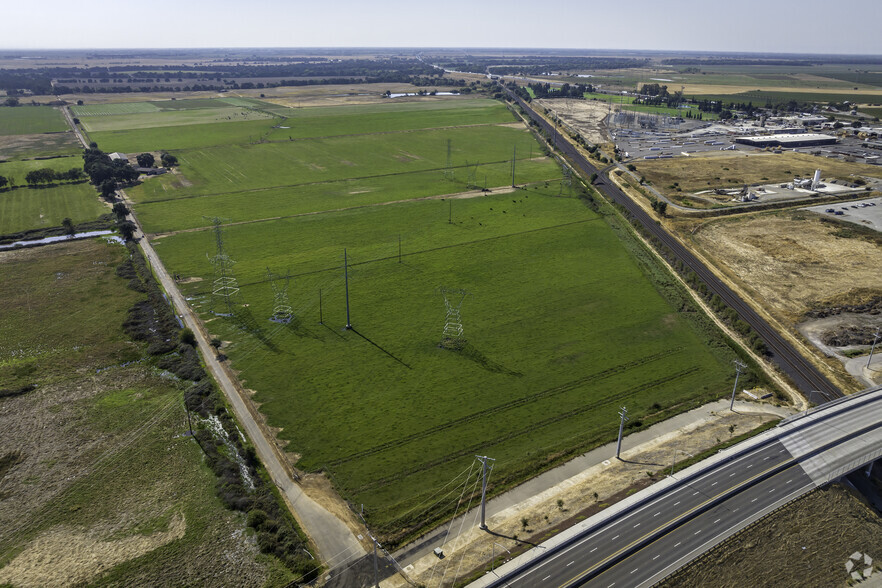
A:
[
  {"xmin": 692, "ymin": 212, "xmax": 882, "ymax": 323},
  {"xmin": 0, "ymin": 513, "xmax": 186, "ymax": 588},
  {"xmin": 0, "ymin": 133, "xmax": 80, "ymax": 160},
  {"xmin": 636, "ymin": 151, "xmax": 882, "ymax": 196},
  {"xmin": 659, "ymin": 484, "xmax": 882, "ymax": 588},
  {"xmin": 535, "ymin": 98, "xmax": 610, "ymax": 144}
]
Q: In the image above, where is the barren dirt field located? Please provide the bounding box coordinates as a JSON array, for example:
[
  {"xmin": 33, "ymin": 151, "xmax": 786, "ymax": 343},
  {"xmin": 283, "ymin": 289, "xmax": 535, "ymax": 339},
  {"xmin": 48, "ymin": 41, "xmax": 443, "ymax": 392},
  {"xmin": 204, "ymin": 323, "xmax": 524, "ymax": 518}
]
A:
[
  {"xmin": 535, "ymin": 98, "xmax": 610, "ymax": 144},
  {"xmin": 635, "ymin": 151, "xmax": 882, "ymax": 196},
  {"xmin": 688, "ymin": 211, "xmax": 882, "ymax": 323},
  {"xmin": 660, "ymin": 484, "xmax": 882, "ymax": 588}
]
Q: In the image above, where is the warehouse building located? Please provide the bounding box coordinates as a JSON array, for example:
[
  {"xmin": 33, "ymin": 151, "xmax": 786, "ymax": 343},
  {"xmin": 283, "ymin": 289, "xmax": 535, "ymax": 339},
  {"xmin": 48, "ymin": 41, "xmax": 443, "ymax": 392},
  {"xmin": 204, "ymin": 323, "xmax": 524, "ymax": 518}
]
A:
[{"xmin": 734, "ymin": 133, "xmax": 837, "ymax": 148}]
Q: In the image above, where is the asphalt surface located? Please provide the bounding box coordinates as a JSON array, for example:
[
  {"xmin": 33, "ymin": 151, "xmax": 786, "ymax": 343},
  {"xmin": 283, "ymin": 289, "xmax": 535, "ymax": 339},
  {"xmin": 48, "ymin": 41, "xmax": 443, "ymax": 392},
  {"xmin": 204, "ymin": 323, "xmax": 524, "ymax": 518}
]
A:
[
  {"xmin": 503, "ymin": 87, "xmax": 840, "ymax": 400},
  {"xmin": 481, "ymin": 386, "xmax": 882, "ymax": 588},
  {"xmin": 499, "ymin": 440, "xmax": 805, "ymax": 588}
]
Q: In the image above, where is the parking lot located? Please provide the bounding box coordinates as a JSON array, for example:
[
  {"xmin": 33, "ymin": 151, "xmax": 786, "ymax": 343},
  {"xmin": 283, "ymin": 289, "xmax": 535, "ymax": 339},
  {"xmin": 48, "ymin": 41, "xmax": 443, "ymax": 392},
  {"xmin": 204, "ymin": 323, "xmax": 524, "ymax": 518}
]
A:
[{"xmin": 804, "ymin": 196, "xmax": 882, "ymax": 232}]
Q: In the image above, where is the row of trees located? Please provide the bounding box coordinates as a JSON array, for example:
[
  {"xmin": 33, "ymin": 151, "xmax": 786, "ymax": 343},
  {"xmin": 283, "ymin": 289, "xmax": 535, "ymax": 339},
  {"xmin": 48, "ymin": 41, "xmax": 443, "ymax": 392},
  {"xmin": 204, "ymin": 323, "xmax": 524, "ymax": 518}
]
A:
[{"xmin": 24, "ymin": 168, "xmax": 85, "ymax": 186}]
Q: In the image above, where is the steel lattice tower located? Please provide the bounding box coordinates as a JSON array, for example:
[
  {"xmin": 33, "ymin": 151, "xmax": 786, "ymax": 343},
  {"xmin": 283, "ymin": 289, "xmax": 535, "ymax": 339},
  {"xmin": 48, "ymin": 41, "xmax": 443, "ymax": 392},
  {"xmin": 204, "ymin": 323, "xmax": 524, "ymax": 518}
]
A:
[
  {"xmin": 442, "ymin": 138, "xmax": 455, "ymax": 181},
  {"xmin": 440, "ymin": 287, "xmax": 469, "ymax": 349},
  {"xmin": 205, "ymin": 217, "xmax": 239, "ymax": 316},
  {"xmin": 266, "ymin": 267, "xmax": 294, "ymax": 324}
]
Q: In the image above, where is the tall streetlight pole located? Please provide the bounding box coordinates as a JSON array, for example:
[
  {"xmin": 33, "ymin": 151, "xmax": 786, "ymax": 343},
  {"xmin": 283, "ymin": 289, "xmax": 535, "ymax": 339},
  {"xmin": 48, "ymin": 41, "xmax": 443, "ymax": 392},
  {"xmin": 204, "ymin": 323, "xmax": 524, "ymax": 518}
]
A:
[
  {"xmin": 867, "ymin": 328, "xmax": 881, "ymax": 369},
  {"xmin": 477, "ymin": 455, "xmax": 495, "ymax": 530},
  {"xmin": 730, "ymin": 360, "xmax": 747, "ymax": 411},
  {"xmin": 616, "ymin": 406, "xmax": 628, "ymax": 460}
]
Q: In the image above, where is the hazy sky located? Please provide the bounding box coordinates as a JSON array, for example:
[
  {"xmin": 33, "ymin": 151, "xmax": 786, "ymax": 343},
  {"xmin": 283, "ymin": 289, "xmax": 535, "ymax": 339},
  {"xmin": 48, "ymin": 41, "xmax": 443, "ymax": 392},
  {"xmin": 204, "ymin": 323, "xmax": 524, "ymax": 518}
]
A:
[{"xmin": 4, "ymin": 0, "xmax": 881, "ymax": 54}]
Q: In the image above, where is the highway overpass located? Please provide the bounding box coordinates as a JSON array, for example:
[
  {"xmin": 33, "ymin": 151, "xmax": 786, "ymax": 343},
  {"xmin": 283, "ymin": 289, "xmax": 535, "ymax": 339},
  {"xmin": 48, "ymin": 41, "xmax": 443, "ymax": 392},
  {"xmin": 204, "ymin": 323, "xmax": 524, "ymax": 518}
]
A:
[{"xmin": 469, "ymin": 385, "xmax": 882, "ymax": 588}]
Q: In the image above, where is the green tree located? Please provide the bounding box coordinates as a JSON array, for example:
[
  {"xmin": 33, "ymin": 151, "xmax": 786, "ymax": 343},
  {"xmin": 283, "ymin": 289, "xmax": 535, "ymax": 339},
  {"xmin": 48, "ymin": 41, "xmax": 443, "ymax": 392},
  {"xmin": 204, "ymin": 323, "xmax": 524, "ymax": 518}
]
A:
[
  {"xmin": 62, "ymin": 218, "xmax": 75, "ymax": 236},
  {"xmin": 160, "ymin": 153, "xmax": 178, "ymax": 167},
  {"xmin": 0, "ymin": 176, "xmax": 7, "ymax": 190},
  {"xmin": 3, "ymin": 97, "xmax": 19, "ymax": 107},
  {"xmin": 112, "ymin": 202, "xmax": 129, "ymax": 220},
  {"xmin": 118, "ymin": 220, "xmax": 137, "ymax": 241},
  {"xmin": 179, "ymin": 328, "xmax": 197, "ymax": 347},
  {"xmin": 136, "ymin": 152, "xmax": 155, "ymax": 167}
]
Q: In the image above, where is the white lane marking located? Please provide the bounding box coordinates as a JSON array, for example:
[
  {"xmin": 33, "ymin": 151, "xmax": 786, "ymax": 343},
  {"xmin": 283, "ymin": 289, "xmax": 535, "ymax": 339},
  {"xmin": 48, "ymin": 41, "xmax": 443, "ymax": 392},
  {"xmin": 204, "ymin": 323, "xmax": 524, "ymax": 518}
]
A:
[
  {"xmin": 634, "ymin": 523, "xmax": 641, "ymax": 528},
  {"xmin": 730, "ymin": 472, "xmax": 736, "ymax": 477},
  {"xmin": 786, "ymin": 479, "xmax": 792, "ymax": 484},
  {"xmin": 608, "ymin": 584, "xmax": 616, "ymax": 588},
  {"xmin": 674, "ymin": 542, "xmax": 681, "ymax": 547},
  {"xmin": 764, "ymin": 456, "xmax": 770, "ymax": 460},
  {"xmin": 612, "ymin": 535, "xmax": 620, "ymax": 540},
  {"xmin": 694, "ymin": 529, "xmax": 701, "ymax": 535},
  {"xmin": 567, "ymin": 561, "xmax": 575, "ymax": 567},
  {"xmin": 746, "ymin": 464, "xmax": 753, "ymax": 469},
  {"xmin": 631, "ymin": 568, "xmax": 639, "ymax": 574},
  {"xmin": 751, "ymin": 498, "xmax": 758, "ymax": 503},
  {"xmin": 543, "ymin": 575, "xmax": 551, "ymax": 581},
  {"xmin": 693, "ymin": 492, "xmax": 699, "ymax": 496},
  {"xmin": 711, "ymin": 482, "xmax": 718, "ymax": 486},
  {"xmin": 654, "ymin": 511, "xmax": 661, "ymax": 517},
  {"xmin": 674, "ymin": 501, "xmax": 681, "ymax": 506},
  {"xmin": 769, "ymin": 488, "xmax": 776, "ymax": 493},
  {"xmin": 714, "ymin": 518, "xmax": 721, "ymax": 524},
  {"xmin": 733, "ymin": 507, "xmax": 740, "ymax": 512},
  {"xmin": 590, "ymin": 547, "xmax": 598, "ymax": 553},
  {"xmin": 653, "ymin": 554, "xmax": 661, "ymax": 560}
]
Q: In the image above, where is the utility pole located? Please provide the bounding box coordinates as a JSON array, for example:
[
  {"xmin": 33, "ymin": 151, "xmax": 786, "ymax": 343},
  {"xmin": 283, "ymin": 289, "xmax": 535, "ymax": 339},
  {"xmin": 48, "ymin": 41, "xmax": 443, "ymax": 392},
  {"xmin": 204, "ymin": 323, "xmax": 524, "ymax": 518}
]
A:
[
  {"xmin": 360, "ymin": 505, "xmax": 381, "ymax": 588},
  {"xmin": 343, "ymin": 249, "xmax": 352, "ymax": 329},
  {"xmin": 476, "ymin": 455, "xmax": 495, "ymax": 530},
  {"xmin": 616, "ymin": 406, "xmax": 628, "ymax": 460},
  {"xmin": 730, "ymin": 360, "xmax": 747, "ymax": 411},
  {"xmin": 511, "ymin": 146, "xmax": 516, "ymax": 187},
  {"xmin": 867, "ymin": 328, "xmax": 881, "ymax": 369}
]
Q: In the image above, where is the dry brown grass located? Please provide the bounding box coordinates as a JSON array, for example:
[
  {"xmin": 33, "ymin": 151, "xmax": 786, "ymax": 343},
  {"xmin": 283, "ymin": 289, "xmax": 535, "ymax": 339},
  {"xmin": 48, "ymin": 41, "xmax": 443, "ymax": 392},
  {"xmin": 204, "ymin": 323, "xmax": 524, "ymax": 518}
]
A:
[
  {"xmin": 659, "ymin": 484, "xmax": 882, "ymax": 588},
  {"xmin": 636, "ymin": 151, "xmax": 882, "ymax": 195}
]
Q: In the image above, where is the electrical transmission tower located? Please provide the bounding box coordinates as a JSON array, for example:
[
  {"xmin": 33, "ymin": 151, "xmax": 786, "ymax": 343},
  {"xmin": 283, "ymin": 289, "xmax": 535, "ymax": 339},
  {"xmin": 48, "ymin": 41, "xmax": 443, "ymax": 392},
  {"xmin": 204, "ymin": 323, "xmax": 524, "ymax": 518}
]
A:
[
  {"xmin": 266, "ymin": 267, "xmax": 294, "ymax": 324},
  {"xmin": 439, "ymin": 287, "xmax": 469, "ymax": 349},
  {"xmin": 465, "ymin": 160, "xmax": 480, "ymax": 190},
  {"xmin": 558, "ymin": 164, "xmax": 573, "ymax": 197},
  {"xmin": 442, "ymin": 138, "xmax": 455, "ymax": 181},
  {"xmin": 205, "ymin": 217, "xmax": 239, "ymax": 316}
]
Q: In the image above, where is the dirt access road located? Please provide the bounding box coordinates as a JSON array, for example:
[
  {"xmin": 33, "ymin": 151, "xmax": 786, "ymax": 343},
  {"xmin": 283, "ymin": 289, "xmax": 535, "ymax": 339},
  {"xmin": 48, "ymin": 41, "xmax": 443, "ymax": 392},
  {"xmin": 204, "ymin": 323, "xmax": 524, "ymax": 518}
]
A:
[
  {"xmin": 122, "ymin": 200, "xmax": 367, "ymax": 569},
  {"xmin": 59, "ymin": 104, "xmax": 367, "ymax": 569}
]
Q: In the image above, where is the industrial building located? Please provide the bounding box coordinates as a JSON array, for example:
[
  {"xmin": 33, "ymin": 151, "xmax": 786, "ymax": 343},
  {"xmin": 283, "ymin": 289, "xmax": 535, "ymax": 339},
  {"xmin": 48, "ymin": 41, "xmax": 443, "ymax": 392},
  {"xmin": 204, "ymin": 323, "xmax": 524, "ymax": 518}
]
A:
[{"xmin": 734, "ymin": 133, "xmax": 837, "ymax": 148}]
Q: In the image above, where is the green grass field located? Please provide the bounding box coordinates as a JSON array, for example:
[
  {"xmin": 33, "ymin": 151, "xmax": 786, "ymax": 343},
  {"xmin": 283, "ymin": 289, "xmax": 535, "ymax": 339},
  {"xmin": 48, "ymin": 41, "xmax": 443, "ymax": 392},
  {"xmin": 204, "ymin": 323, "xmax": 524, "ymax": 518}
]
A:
[
  {"xmin": 80, "ymin": 106, "xmax": 275, "ymax": 132},
  {"xmin": 136, "ymin": 158, "xmax": 559, "ymax": 233},
  {"xmin": 0, "ymin": 155, "xmax": 83, "ymax": 180},
  {"xmin": 152, "ymin": 188, "xmax": 735, "ymax": 539},
  {"xmin": 123, "ymin": 95, "xmax": 741, "ymax": 542},
  {"xmin": 0, "ymin": 182, "xmax": 107, "ymax": 234},
  {"xmin": 690, "ymin": 89, "xmax": 882, "ymax": 105},
  {"xmin": 0, "ymin": 106, "xmax": 69, "ymax": 135},
  {"xmin": 125, "ymin": 124, "xmax": 548, "ymax": 202}
]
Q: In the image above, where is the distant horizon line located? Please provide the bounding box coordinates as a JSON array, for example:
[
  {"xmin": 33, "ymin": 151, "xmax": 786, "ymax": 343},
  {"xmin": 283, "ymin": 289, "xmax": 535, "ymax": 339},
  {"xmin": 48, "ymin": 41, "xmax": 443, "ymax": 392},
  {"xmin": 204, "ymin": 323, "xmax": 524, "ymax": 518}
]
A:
[{"xmin": 1, "ymin": 46, "xmax": 881, "ymax": 58}]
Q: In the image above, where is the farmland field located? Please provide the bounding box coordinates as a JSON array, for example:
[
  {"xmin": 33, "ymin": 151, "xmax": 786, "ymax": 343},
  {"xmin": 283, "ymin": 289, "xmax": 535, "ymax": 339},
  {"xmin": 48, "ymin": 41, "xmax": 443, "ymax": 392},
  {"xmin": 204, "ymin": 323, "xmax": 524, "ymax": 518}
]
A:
[
  {"xmin": 125, "ymin": 125, "xmax": 551, "ymax": 202},
  {"xmin": 79, "ymin": 106, "xmax": 274, "ymax": 132},
  {"xmin": 0, "ymin": 132, "xmax": 81, "ymax": 161},
  {"xmin": 151, "ymin": 187, "xmax": 737, "ymax": 541},
  {"xmin": 0, "ymin": 239, "xmax": 294, "ymax": 587},
  {"xmin": 0, "ymin": 106, "xmax": 69, "ymax": 135},
  {"xmin": 125, "ymin": 95, "xmax": 742, "ymax": 543},
  {"xmin": 0, "ymin": 182, "xmax": 107, "ymax": 234}
]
